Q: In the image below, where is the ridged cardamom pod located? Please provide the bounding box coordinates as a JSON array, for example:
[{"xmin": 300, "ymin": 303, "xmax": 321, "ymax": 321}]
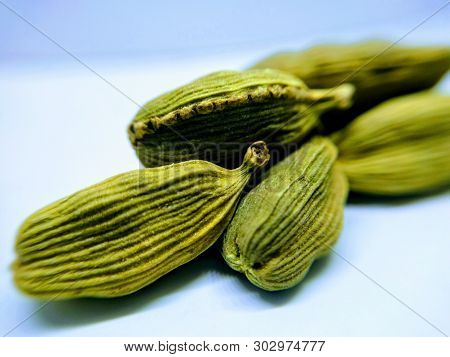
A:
[
  {"xmin": 222, "ymin": 137, "xmax": 348, "ymax": 291},
  {"xmin": 128, "ymin": 69, "xmax": 353, "ymax": 168},
  {"xmin": 13, "ymin": 142, "xmax": 269, "ymax": 299},
  {"xmin": 251, "ymin": 41, "xmax": 450, "ymax": 130},
  {"xmin": 334, "ymin": 92, "xmax": 450, "ymax": 196}
]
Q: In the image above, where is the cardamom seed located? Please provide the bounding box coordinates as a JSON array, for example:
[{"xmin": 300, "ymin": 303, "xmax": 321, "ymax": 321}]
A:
[
  {"xmin": 222, "ymin": 137, "xmax": 348, "ymax": 291},
  {"xmin": 13, "ymin": 142, "xmax": 269, "ymax": 299},
  {"xmin": 128, "ymin": 69, "xmax": 353, "ymax": 168},
  {"xmin": 334, "ymin": 92, "xmax": 450, "ymax": 195},
  {"xmin": 251, "ymin": 41, "xmax": 450, "ymax": 132}
]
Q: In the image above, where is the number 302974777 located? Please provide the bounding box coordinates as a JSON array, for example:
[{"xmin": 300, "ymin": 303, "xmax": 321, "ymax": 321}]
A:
[{"xmin": 253, "ymin": 340, "xmax": 325, "ymax": 352}]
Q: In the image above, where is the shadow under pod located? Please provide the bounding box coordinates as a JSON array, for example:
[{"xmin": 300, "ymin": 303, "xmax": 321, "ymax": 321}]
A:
[
  {"xmin": 35, "ymin": 251, "xmax": 218, "ymax": 328},
  {"xmin": 347, "ymin": 187, "xmax": 449, "ymax": 206},
  {"xmin": 35, "ymin": 242, "xmax": 334, "ymax": 328},
  {"xmin": 225, "ymin": 254, "xmax": 334, "ymax": 306}
]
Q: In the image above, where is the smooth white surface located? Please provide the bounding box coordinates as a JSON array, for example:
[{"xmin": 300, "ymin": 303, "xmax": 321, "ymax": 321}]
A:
[
  {"xmin": 0, "ymin": 53, "xmax": 449, "ymax": 337},
  {"xmin": 1, "ymin": 0, "xmax": 449, "ymax": 337}
]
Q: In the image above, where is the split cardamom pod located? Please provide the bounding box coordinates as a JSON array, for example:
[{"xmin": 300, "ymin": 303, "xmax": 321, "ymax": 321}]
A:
[
  {"xmin": 334, "ymin": 92, "xmax": 450, "ymax": 196},
  {"xmin": 251, "ymin": 41, "xmax": 450, "ymax": 131},
  {"xmin": 13, "ymin": 142, "xmax": 269, "ymax": 299},
  {"xmin": 222, "ymin": 137, "xmax": 348, "ymax": 291},
  {"xmin": 128, "ymin": 69, "xmax": 353, "ymax": 168}
]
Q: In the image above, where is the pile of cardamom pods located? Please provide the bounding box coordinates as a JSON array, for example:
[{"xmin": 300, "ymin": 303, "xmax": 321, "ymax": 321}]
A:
[{"xmin": 13, "ymin": 40, "xmax": 450, "ymax": 299}]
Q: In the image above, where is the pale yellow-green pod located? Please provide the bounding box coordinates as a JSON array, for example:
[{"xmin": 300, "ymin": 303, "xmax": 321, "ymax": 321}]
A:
[
  {"xmin": 128, "ymin": 69, "xmax": 353, "ymax": 168},
  {"xmin": 222, "ymin": 137, "xmax": 348, "ymax": 291},
  {"xmin": 251, "ymin": 41, "xmax": 450, "ymax": 114},
  {"xmin": 334, "ymin": 92, "xmax": 450, "ymax": 196},
  {"xmin": 13, "ymin": 142, "xmax": 269, "ymax": 299}
]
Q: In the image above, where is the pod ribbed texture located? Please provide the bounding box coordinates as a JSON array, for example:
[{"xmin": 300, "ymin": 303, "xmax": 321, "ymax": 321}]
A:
[
  {"xmin": 251, "ymin": 41, "xmax": 450, "ymax": 129},
  {"xmin": 13, "ymin": 142, "xmax": 269, "ymax": 299},
  {"xmin": 334, "ymin": 92, "xmax": 450, "ymax": 196},
  {"xmin": 128, "ymin": 69, "xmax": 353, "ymax": 168},
  {"xmin": 222, "ymin": 137, "xmax": 348, "ymax": 291}
]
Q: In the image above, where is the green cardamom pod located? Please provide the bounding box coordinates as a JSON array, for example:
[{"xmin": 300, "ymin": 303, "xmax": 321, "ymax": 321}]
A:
[
  {"xmin": 251, "ymin": 41, "xmax": 450, "ymax": 131},
  {"xmin": 334, "ymin": 92, "xmax": 450, "ymax": 196},
  {"xmin": 222, "ymin": 137, "xmax": 348, "ymax": 291},
  {"xmin": 128, "ymin": 69, "xmax": 353, "ymax": 168},
  {"xmin": 13, "ymin": 142, "xmax": 269, "ymax": 299}
]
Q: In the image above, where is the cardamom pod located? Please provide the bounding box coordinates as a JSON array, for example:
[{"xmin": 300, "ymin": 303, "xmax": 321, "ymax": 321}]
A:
[
  {"xmin": 334, "ymin": 92, "xmax": 450, "ymax": 196},
  {"xmin": 128, "ymin": 69, "xmax": 353, "ymax": 168},
  {"xmin": 222, "ymin": 137, "xmax": 348, "ymax": 291},
  {"xmin": 13, "ymin": 142, "xmax": 269, "ymax": 299},
  {"xmin": 251, "ymin": 41, "xmax": 450, "ymax": 131}
]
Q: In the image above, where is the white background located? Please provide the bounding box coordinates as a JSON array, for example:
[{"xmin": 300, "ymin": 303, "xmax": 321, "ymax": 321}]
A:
[{"xmin": 0, "ymin": 0, "xmax": 449, "ymax": 337}]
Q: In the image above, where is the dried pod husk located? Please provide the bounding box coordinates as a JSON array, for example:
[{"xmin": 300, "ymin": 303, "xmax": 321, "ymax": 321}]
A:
[
  {"xmin": 13, "ymin": 142, "xmax": 269, "ymax": 299},
  {"xmin": 251, "ymin": 41, "xmax": 450, "ymax": 132},
  {"xmin": 128, "ymin": 69, "xmax": 353, "ymax": 168},
  {"xmin": 334, "ymin": 92, "xmax": 450, "ymax": 196},
  {"xmin": 222, "ymin": 137, "xmax": 348, "ymax": 291}
]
